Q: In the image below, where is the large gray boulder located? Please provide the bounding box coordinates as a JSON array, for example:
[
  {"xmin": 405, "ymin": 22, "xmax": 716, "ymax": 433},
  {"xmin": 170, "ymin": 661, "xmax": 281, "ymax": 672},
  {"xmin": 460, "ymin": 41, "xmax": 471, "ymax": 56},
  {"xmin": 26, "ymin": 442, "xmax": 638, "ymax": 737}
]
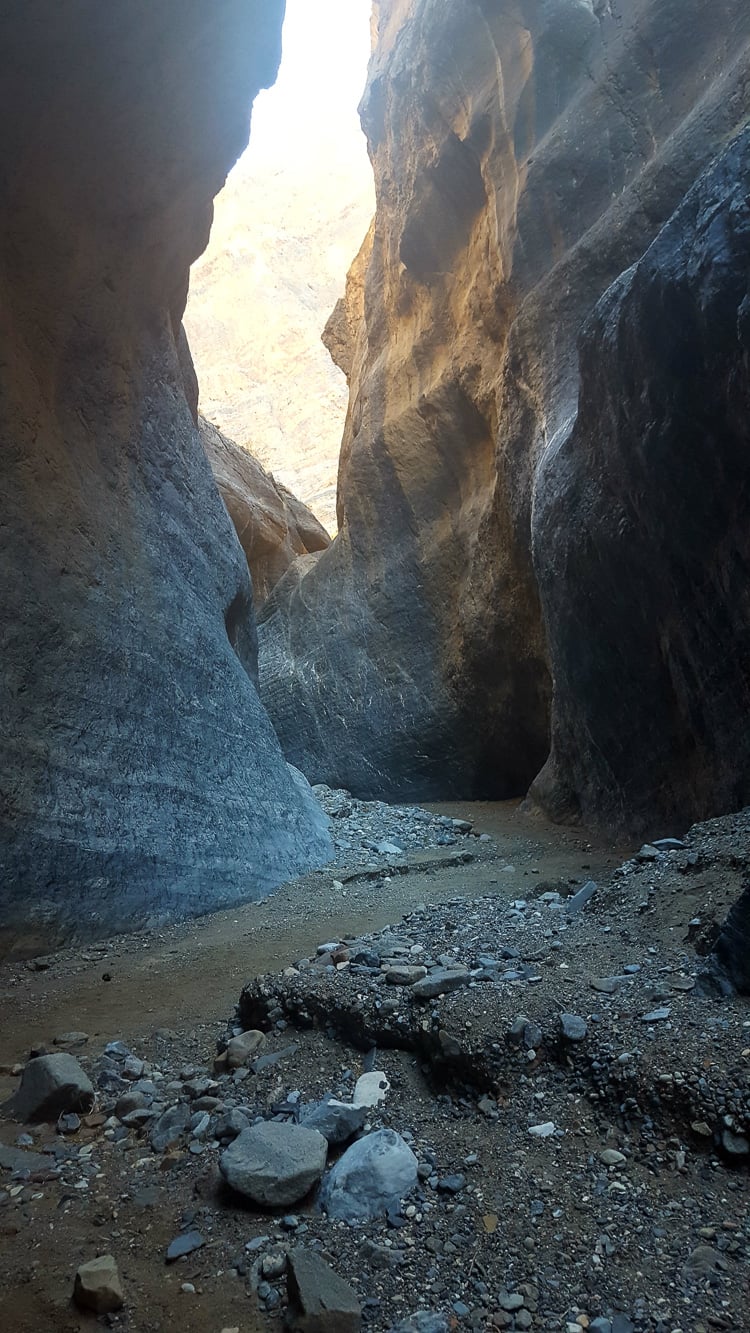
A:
[
  {"xmin": 220, "ymin": 1121, "xmax": 328, "ymax": 1206},
  {"xmin": 319, "ymin": 1129, "xmax": 418, "ymax": 1222}
]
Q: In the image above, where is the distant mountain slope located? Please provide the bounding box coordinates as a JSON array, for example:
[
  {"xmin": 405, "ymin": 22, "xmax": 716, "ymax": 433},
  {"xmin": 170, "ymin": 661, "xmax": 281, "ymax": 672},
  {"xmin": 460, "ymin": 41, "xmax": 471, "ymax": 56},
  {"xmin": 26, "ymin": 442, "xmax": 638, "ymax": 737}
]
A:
[{"xmin": 184, "ymin": 3, "xmax": 374, "ymax": 533}]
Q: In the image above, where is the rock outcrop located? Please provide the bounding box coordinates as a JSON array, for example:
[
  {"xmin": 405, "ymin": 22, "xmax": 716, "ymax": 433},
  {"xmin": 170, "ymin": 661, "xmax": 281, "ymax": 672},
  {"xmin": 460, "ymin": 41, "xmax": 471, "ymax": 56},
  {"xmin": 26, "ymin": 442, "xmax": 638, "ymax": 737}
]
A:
[
  {"xmin": 0, "ymin": 1, "xmax": 332, "ymax": 951},
  {"xmin": 200, "ymin": 417, "xmax": 330, "ymax": 608},
  {"xmin": 259, "ymin": 0, "xmax": 750, "ymax": 827}
]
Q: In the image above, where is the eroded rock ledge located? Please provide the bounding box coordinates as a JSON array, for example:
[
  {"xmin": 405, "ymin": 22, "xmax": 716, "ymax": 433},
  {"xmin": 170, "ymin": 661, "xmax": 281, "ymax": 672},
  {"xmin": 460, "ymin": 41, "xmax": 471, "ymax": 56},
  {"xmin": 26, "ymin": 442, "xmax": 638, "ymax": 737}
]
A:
[
  {"xmin": 0, "ymin": 1, "xmax": 332, "ymax": 947},
  {"xmin": 259, "ymin": 0, "xmax": 750, "ymax": 830}
]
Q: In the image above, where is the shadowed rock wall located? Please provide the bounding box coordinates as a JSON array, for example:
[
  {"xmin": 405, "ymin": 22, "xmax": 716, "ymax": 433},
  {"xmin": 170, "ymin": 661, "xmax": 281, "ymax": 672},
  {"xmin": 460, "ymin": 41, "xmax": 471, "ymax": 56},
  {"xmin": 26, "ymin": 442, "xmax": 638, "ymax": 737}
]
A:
[
  {"xmin": 259, "ymin": 0, "xmax": 750, "ymax": 827},
  {"xmin": 0, "ymin": 1, "xmax": 332, "ymax": 950}
]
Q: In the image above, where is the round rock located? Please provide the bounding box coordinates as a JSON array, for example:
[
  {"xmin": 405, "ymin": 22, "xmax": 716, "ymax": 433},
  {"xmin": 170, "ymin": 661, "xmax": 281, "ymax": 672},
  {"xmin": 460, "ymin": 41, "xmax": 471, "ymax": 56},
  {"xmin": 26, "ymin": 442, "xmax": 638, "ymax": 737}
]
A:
[{"xmin": 319, "ymin": 1128, "xmax": 418, "ymax": 1222}]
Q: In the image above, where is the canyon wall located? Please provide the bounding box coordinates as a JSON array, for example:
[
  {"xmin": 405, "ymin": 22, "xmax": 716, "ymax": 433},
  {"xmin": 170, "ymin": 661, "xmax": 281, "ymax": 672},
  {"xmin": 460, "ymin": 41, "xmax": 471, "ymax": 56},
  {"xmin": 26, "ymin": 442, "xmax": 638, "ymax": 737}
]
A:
[
  {"xmin": 0, "ymin": 0, "xmax": 332, "ymax": 951},
  {"xmin": 200, "ymin": 417, "xmax": 330, "ymax": 608},
  {"xmin": 259, "ymin": 0, "xmax": 750, "ymax": 828}
]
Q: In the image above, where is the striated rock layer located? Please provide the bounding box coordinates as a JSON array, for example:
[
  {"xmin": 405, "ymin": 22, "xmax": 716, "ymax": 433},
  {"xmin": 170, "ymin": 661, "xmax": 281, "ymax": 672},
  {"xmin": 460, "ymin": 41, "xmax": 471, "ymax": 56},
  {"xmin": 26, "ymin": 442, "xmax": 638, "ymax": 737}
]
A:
[
  {"xmin": 200, "ymin": 417, "xmax": 330, "ymax": 609},
  {"xmin": 259, "ymin": 0, "xmax": 750, "ymax": 828},
  {"xmin": 0, "ymin": 0, "xmax": 332, "ymax": 951}
]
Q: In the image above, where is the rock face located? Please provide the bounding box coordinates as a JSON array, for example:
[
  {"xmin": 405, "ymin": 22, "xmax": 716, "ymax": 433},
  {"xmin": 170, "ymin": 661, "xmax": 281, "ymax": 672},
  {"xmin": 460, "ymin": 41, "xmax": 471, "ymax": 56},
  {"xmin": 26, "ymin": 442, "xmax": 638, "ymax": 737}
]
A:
[
  {"xmin": 200, "ymin": 417, "xmax": 330, "ymax": 608},
  {"xmin": 259, "ymin": 0, "xmax": 750, "ymax": 829},
  {"xmin": 0, "ymin": 1, "xmax": 332, "ymax": 950},
  {"xmin": 531, "ymin": 128, "xmax": 750, "ymax": 829}
]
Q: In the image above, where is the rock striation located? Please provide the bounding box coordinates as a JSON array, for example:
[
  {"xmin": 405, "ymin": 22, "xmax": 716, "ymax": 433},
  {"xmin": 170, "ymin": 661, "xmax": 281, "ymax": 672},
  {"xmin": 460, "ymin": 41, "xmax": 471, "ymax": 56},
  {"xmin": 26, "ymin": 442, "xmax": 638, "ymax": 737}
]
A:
[
  {"xmin": 259, "ymin": 0, "xmax": 750, "ymax": 829},
  {"xmin": 200, "ymin": 416, "xmax": 330, "ymax": 608},
  {"xmin": 0, "ymin": 1, "xmax": 332, "ymax": 950}
]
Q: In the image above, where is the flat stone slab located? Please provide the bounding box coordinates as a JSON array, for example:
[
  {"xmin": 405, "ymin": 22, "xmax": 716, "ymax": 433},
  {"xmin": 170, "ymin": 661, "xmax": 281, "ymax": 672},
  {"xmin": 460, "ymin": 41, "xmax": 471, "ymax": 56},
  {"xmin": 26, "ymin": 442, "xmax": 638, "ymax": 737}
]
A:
[
  {"xmin": 0, "ymin": 1142, "xmax": 52, "ymax": 1173},
  {"xmin": 410, "ymin": 968, "xmax": 470, "ymax": 1000},
  {"xmin": 286, "ymin": 1247, "xmax": 361, "ymax": 1331}
]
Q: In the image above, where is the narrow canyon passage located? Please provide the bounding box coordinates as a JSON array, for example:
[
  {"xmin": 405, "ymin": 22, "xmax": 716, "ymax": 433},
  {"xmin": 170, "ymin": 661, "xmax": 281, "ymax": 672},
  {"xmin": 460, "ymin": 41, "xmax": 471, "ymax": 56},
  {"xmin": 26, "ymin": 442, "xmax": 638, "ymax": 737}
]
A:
[{"xmin": 1, "ymin": 2, "xmax": 749, "ymax": 1332}]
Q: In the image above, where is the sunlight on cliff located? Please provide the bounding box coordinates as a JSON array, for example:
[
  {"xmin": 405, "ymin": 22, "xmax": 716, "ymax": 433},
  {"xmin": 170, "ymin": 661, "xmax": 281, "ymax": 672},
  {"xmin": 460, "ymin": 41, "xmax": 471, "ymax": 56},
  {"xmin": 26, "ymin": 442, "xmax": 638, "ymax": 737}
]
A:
[{"xmin": 185, "ymin": 0, "xmax": 375, "ymax": 535}]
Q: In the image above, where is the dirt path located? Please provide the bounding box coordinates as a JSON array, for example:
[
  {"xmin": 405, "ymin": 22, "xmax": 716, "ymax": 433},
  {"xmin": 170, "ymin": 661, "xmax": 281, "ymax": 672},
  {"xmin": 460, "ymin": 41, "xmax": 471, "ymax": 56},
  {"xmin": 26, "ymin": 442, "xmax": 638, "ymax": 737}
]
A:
[{"xmin": 0, "ymin": 802, "xmax": 625, "ymax": 1070}]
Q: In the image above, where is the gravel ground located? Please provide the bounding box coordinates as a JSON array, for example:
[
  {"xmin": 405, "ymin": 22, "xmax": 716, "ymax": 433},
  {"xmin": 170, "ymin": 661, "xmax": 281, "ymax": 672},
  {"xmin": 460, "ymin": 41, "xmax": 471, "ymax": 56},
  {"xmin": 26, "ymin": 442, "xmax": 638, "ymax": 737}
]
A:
[{"xmin": 0, "ymin": 800, "xmax": 747, "ymax": 1332}]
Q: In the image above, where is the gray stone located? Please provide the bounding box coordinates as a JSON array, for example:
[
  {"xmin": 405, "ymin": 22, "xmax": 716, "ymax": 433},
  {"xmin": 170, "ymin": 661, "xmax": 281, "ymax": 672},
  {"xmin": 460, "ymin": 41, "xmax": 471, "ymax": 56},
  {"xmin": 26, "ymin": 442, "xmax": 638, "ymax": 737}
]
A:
[
  {"xmin": 6, "ymin": 1054, "xmax": 94, "ymax": 1122},
  {"xmin": 286, "ymin": 1248, "xmax": 361, "ymax": 1331},
  {"xmin": 166, "ymin": 1230, "xmax": 204, "ymax": 1262},
  {"xmin": 220, "ymin": 1121, "xmax": 327, "ymax": 1206},
  {"xmin": 684, "ymin": 1245, "xmax": 728, "ymax": 1278},
  {"xmin": 115, "ymin": 1090, "xmax": 148, "ymax": 1120},
  {"xmin": 559, "ymin": 1013, "xmax": 588, "ymax": 1042},
  {"xmin": 73, "ymin": 1255, "xmax": 124, "ymax": 1314},
  {"xmin": 566, "ymin": 881, "xmax": 597, "ymax": 913},
  {"xmin": 385, "ymin": 964, "xmax": 427, "ymax": 986},
  {"xmin": 150, "ymin": 1103, "xmax": 191, "ymax": 1152},
  {"xmin": 410, "ymin": 968, "xmax": 470, "ymax": 1000},
  {"xmin": 213, "ymin": 1107, "xmax": 250, "ymax": 1141},
  {"xmin": 599, "ymin": 1148, "xmax": 626, "ymax": 1166},
  {"xmin": 0, "ymin": 1142, "xmax": 51, "ymax": 1173},
  {"xmin": 388, "ymin": 1316, "xmax": 450, "ymax": 1333},
  {"xmin": 721, "ymin": 1128, "xmax": 749, "ymax": 1158},
  {"xmin": 320, "ymin": 1129, "xmax": 418, "ymax": 1222},
  {"xmin": 226, "ymin": 1030, "xmax": 265, "ymax": 1069},
  {"xmin": 641, "ymin": 1007, "xmax": 671, "ymax": 1023},
  {"xmin": 298, "ymin": 1097, "xmax": 367, "ymax": 1146}
]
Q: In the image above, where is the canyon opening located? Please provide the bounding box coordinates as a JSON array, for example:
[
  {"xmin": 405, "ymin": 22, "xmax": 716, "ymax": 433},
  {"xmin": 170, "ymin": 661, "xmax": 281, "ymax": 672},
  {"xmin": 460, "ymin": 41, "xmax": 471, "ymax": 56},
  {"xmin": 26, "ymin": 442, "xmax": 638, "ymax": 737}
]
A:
[{"xmin": 0, "ymin": 3, "xmax": 748, "ymax": 1332}]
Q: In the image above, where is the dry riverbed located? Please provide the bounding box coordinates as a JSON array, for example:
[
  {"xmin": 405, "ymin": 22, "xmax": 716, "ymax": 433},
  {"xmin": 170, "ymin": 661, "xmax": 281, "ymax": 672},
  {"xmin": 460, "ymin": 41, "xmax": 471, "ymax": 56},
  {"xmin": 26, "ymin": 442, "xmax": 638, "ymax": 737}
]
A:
[{"xmin": 0, "ymin": 799, "xmax": 747, "ymax": 1333}]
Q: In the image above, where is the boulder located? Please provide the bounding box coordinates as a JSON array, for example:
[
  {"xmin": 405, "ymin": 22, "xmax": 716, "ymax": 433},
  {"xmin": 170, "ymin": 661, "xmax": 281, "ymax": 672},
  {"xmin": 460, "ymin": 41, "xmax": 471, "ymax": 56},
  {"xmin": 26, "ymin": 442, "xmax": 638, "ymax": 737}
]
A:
[
  {"xmin": 220, "ymin": 1121, "xmax": 327, "ymax": 1206},
  {"xmin": 319, "ymin": 1129, "xmax": 418, "ymax": 1222},
  {"xmin": 700, "ymin": 880, "xmax": 750, "ymax": 995},
  {"xmin": 6, "ymin": 1054, "xmax": 94, "ymax": 1123}
]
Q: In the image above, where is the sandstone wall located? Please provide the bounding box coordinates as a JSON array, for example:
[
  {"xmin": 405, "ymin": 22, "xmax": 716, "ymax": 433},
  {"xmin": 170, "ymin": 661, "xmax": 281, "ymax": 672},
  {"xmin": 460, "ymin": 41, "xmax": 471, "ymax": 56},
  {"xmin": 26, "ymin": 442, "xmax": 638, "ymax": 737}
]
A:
[
  {"xmin": 200, "ymin": 417, "xmax": 330, "ymax": 608},
  {"xmin": 259, "ymin": 0, "xmax": 750, "ymax": 827},
  {"xmin": 0, "ymin": 1, "xmax": 332, "ymax": 951}
]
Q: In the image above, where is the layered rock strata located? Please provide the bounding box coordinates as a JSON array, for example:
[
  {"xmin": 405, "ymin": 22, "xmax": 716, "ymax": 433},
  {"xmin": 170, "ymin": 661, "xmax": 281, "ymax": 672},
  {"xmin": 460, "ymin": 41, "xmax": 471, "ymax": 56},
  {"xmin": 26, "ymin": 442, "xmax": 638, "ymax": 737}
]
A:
[
  {"xmin": 0, "ymin": 0, "xmax": 332, "ymax": 949},
  {"xmin": 259, "ymin": 0, "xmax": 750, "ymax": 827}
]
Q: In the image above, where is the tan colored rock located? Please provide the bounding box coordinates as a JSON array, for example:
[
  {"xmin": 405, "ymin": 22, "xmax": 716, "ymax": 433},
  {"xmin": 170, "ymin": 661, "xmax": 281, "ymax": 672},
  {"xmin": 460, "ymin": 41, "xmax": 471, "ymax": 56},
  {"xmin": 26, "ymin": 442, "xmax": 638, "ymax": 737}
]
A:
[
  {"xmin": 200, "ymin": 416, "xmax": 330, "ymax": 607},
  {"xmin": 73, "ymin": 1255, "xmax": 124, "ymax": 1315},
  {"xmin": 225, "ymin": 1029, "xmax": 266, "ymax": 1070}
]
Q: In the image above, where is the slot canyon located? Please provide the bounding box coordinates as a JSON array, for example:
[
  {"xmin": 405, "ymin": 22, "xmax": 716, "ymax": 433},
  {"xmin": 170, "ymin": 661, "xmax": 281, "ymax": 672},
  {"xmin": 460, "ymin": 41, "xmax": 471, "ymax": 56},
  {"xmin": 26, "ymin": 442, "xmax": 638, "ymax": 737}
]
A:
[{"xmin": 0, "ymin": 2, "xmax": 748, "ymax": 1330}]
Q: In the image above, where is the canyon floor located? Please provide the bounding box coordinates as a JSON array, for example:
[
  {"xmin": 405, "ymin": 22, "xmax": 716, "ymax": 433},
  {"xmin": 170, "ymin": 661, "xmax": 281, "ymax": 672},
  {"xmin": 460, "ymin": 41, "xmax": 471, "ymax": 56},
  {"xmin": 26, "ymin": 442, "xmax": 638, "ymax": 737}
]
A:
[{"xmin": 0, "ymin": 800, "xmax": 747, "ymax": 1333}]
